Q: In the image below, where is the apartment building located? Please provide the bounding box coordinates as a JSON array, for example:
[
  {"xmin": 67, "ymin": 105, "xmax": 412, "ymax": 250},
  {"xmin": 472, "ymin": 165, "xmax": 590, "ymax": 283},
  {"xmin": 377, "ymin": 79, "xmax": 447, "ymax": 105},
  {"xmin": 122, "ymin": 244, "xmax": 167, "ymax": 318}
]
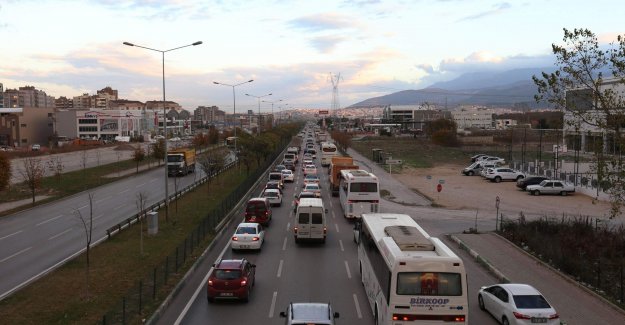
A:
[
  {"xmin": 3, "ymin": 86, "xmax": 54, "ymax": 108},
  {"xmin": 0, "ymin": 107, "xmax": 54, "ymax": 147}
]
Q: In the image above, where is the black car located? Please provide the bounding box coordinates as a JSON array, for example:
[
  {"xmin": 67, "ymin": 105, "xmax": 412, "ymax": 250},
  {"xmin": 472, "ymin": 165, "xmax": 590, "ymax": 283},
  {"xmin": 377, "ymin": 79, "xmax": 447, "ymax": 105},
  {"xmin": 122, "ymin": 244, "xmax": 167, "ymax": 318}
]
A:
[
  {"xmin": 283, "ymin": 161, "xmax": 296, "ymax": 171},
  {"xmin": 516, "ymin": 176, "xmax": 549, "ymax": 190}
]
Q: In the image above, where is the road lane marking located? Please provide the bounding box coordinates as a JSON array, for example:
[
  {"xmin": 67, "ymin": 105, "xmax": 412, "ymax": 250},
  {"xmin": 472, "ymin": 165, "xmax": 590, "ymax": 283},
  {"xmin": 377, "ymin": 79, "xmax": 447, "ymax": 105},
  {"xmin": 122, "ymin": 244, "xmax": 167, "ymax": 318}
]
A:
[
  {"xmin": 0, "ymin": 247, "xmax": 32, "ymax": 263},
  {"xmin": 135, "ymin": 182, "xmax": 147, "ymax": 188},
  {"xmin": 174, "ymin": 231, "xmax": 232, "ymax": 325},
  {"xmin": 330, "ymin": 201, "xmax": 333, "ymax": 208},
  {"xmin": 49, "ymin": 229, "xmax": 72, "ymax": 240},
  {"xmin": 93, "ymin": 214, "xmax": 104, "ymax": 221},
  {"xmin": 78, "ymin": 204, "xmax": 88, "ymax": 210},
  {"xmin": 120, "ymin": 189, "xmax": 129, "ymax": 194},
  {"xmin": 0, "ymin": 230, "xmax": 23, "ymax": 241},
  {"xmin": 277, "ymin": 260, "xmax": 284, "ymax": 278},
  {"xmin": 353, "ymin": 294, "xmax": 363, "ymax": 319},
  {"xmin": 339, "ymin": 239, "xmax": 344, "ymax": 252},
  {"xmin": 113, "ymin": 204, "xmax": 125, "ymax": 211},
  {"xmin": 282, "ymin": 237, "xmax": 287, "ymax": 250},
  {"xmin": 344, "ymin": 260, "xmax": 352, "ymax": 279},
  {"xmin": 36, "ymin": 215, "xmax": 63, "ymax": 226},
  {"xmin": 335, "ymin": 223, "xmax": 340, "ymax": 233},
  {"xmin": 95, "ymin": 196, "xmax": 111, "ymax": 204},
  {"xmin": 268, "ymin": 291, "xmax": 278, "ymax": 318},
  {"xmin": 286, "ymin": 222, "xmax": 290, "ymax": 232},
  {"xmin": 332, "ymin": 211, "xmax": 336, "ymax": 219}
]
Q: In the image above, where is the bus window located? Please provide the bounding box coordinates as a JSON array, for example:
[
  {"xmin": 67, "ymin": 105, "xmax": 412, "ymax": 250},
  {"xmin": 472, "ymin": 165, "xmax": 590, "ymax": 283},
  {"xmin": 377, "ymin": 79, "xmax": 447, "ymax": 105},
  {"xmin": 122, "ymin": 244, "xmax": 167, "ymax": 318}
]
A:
[{"xmin": 396, "ymin": 272, "xmax": 462, "ymax": 296}]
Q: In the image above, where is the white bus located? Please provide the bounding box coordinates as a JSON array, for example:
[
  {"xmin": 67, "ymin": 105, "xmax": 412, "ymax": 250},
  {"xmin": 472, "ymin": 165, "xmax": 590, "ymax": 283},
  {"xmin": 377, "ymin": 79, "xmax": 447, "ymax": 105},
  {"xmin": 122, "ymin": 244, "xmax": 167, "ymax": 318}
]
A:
[
  {"xmin": 339, "ymin": 169, "xmax": 380, "ymax": 219},
  {"xmin": 356, "ymin": 213, "xmax": 469, "ymax": 325},
  {"xmin": 320, "ymin": 142, "xmax": 338, "ymax": 166}
]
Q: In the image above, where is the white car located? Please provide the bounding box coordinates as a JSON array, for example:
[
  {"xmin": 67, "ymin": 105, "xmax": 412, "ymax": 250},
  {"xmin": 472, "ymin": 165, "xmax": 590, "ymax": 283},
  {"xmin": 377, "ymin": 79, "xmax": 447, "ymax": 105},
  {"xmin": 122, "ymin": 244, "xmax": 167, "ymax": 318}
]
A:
[
  {"xmin": 302, "ymin": 174, "xmax": 320, "ymax": 187},
  {"xmin": 477, "ymin": 156, "xmax": 506, "ymax": 165},
  {"xmin": 262, "ymin": 188, "xmax": 283, "ymax": 206},
  {"xmin": 281, "ymin": 169, "xmax": 294, "ymax": 182},
  {"xmin": 526, "ymin": 180, "xmax": 575, "ymax": 196},
  {"xmin": 304, "ymin": 164, "xmax": 317, "ymax": 176},
  {"xmin": 303, "ymin": 183, "xmax": 321, "ymax": 197},
  {"xmin": 231, "ymin": 223, "xmax": 265, "ymax": 251},
  {"xmin": 484, "ymin": 168, "xmax": 525, "ymax": 183},
  {"xmin": 478, "ymin": 283, "xmax": 560, "ymax": 325}
]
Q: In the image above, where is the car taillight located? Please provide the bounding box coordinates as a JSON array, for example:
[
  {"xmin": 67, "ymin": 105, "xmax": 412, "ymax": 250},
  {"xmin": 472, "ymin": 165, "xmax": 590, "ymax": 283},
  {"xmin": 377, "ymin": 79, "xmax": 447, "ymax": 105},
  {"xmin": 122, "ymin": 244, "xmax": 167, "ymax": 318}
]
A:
[
  {"xmin": 252, "ymin": 237, "xmax": 260, "ymax": 241},
  {"xmin": 241, "ymin": 278, "xmax": 247, "ymax": 286},
  {"xmin": 549, "ymin": 313, "xmax": 560, "ymax": 319},
  {"xmin": 513, "ymin": 312, "xmax": 532, "ymax": 319},
  {"xmin": 208, "ymin": 279, "xmax": 213, "ymax": 286},
  {"xmin": 294, "ymin": 227, "xmax": 298, "ymax": 233},
  {"xmin": 323, "ymin": 227, "xmax": 327, "ymax": 234},
  {"xmin": 232, "ymin": 236, "xmax": 238, "ymax": 241}
]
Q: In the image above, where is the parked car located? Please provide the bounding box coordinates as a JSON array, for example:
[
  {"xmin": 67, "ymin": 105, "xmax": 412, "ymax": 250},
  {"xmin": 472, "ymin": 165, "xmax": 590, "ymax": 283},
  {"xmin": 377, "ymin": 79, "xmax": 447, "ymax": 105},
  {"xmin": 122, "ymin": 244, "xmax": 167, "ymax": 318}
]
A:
[
  {"xmin": 31, "ymin": 144, "xmax": 41, "ymax": 151},
  {"xmin": 484, "ymin": 168, "xmax": 525, "ymax": 183},
  {"xmin": 207, "ymin": 258, "xmax": 256, "ymax": 302},
  {"xmin": 303, "ymin": 183, "xmax": 321, "ymax": 197},
  {"xmin": 280, "ymin": 302, "xmax": 340, "ymax": 325},
  {"xmin": 281, "ymin": 169, "xmax": 294, "ymax": 182},
  {"xmin": 244, "ymin": 198, "xmax": 272, "ymax": 226},
  {"xmin": 304, "ymin": 164, "xmax": 317, "ymax": 176},
  {"xmin": 262, "ymin": 188, "xmax": 283, "ymax": 207},
  {"xmin": 471, "ymin": 153, "xmax": 488, "ymax": 162},
  {"xmin": 478, "ymin": 283, "xmax": 559, "ymax": 325},
  {"xmin": 478, "ymin": 156, "xmax": 506, "ymax": 165},
  {"xmin": 516, "ymin": 176, "xmax": 549, "ymax": 191},
  {"xmin": 231, "ymin": 223, "xmax": 265, "ymax": 251},
  {"xmin": 462, "ymin": 162, "xmax": 497, "ymax": 176},
  {"xmin": 526, "ymin": 180, "xmax": 575, "ymax": 196}
]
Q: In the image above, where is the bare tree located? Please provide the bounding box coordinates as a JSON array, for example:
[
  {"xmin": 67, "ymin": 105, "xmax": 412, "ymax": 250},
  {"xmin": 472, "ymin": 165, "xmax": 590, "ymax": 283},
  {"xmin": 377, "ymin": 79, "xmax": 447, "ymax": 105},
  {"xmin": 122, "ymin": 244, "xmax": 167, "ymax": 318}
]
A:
[
  {"xmin": 136, "ymin": 192, "xmax": 148, "ymax": 256},
  {"xmin": 0, "ymin": 152, "xmax": 11, "ymax": 191},
  {"xmin": 46, "ymin": 156, "xmax": 64, "ymax": 184},
  {"xmin": 74, "ymin": 192, "xmax": 94, "ymax": 298},
  {"xmin": 95, "ymin": 150, "xmax": 101, "ymax": 167},
  {"xmin": 133, "ymin": 146, "xmax": 146, "ymax": 174},
  {"xmin": 152, "ymin": 139, "xmax": 166, "ymax": 166},
  {"xmin": 20, "ymin": 158, "xmax": 45, "ymax": 203},
  {"xmin": 81, "ymin": 149, "xmax": 89, "ymax": 176}
]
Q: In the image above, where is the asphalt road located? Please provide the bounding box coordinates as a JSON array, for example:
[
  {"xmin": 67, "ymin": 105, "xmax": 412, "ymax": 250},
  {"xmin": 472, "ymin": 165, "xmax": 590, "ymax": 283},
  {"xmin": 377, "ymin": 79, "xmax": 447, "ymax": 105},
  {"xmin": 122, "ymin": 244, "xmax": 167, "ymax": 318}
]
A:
[
  {"xmin": 156, "ymin": 151, "xmax": 499, "ymax": 325},
  {"xmin": 0, "ymin": 152, "xmax": 232, "ymax": 301}
]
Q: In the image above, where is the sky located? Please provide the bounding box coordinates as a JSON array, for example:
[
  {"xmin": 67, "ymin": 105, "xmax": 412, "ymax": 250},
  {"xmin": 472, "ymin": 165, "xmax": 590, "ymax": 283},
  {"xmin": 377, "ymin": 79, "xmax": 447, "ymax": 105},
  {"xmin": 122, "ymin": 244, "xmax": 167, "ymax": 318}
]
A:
[{"xmin": 1, "ymin": 0, "xmax": 624, "ymax": 113}]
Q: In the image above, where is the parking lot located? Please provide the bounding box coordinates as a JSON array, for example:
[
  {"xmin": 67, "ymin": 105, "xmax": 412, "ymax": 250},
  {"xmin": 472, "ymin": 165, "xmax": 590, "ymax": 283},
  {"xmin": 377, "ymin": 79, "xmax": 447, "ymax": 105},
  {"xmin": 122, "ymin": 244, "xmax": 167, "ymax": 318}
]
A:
[{"xmin": 397, "ymin": 164, "xmax": 614, "ymax": 220}]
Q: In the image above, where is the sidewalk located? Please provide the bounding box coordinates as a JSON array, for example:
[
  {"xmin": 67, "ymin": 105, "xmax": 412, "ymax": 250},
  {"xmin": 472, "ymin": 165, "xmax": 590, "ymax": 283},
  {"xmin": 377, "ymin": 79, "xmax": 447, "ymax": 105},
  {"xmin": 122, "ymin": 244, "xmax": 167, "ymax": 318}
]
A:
[{"xmin": 452, "ymin": 233, "xmax": 625, "ymax": 325}]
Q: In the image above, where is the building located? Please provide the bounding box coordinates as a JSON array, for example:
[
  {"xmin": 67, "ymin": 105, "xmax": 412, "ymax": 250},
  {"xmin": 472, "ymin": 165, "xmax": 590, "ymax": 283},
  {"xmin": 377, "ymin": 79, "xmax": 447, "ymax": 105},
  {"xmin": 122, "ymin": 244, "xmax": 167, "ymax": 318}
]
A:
[
  {"xmin": 0, "ymin": 107, "xmax": 54, "ymax": 147},
  {"xmin": 382, "ymin": 105, "xmax": 450, "ymax": 130},
  {"xmin": 194, "ymin": 106, "xmax": 225, "ymax": 125},
  {"xmin": 55, "ymin": 96, "xmax": 73, "ymax": 110},
  {"xmin": 495, "ymin": 119, "xmax": 518, "ymax": 129},
  {"xmin": 3, "ymin": 86, "xmax": 54, "ymax": 108},
  {"xmin": 110, "ymin": 99, "xmax": 145, "ymax": 110},
  {"xmin": 73, "ymin": 93, "xmax": 92, "ymax": 109},
  {"xmin": 145, "ymin": 100, "xmax": 182, "ymax": 112},
  {"xmin": 0, "ymin": 83, "xmax": 3, "ymax": 108},
  {"xmin": 451, "ymin": 109, "xmax": 495, "ymax": 129},
  {"xmin": 55, "ymin": 109, "xmax": 156, "ymax": 141}
]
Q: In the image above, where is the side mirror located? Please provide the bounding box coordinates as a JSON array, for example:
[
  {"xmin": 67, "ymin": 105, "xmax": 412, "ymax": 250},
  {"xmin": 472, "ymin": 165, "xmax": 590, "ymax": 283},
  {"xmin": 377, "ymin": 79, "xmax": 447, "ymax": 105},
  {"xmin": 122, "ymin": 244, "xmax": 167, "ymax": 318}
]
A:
[
  {"xmin": 251, "ymin": 264, "xmax": 256, "ymax": 268},
  {"xmin": 325, "ymin": 208, "xmax": 329, "ymax": 213},
  {"xmin": 334, "ymin": 312, "xmax": 340, "ymax": 318},
  {"xmin": 279, "ymin": 311, "xmax": 287, "ymax": 318}
]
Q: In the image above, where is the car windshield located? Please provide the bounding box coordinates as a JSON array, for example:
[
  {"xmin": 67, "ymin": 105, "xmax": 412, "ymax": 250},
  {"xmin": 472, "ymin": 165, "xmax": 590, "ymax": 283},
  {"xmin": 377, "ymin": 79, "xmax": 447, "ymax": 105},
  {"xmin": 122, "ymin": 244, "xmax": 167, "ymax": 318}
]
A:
[
  {"xmin": 214, "ymin": 269, "xmax": 242, "ymax": 280},
  {"xmin": 246, "ymin": 202, "xmax": 267, "ymax": 213},
  {"xmin": 264, "ymin": 191, "xmax": 279, "ymax": 198},
  {"xmin": 236, "ymin": 227, "xmax": 257, "ymax": 234},
  {"xmin": 306, "ymin": 185, "xmax": 319, "ymax": 190},
  {"xmin": 513, "ymin": 295, "xmax": 551, "ymax": 309}
]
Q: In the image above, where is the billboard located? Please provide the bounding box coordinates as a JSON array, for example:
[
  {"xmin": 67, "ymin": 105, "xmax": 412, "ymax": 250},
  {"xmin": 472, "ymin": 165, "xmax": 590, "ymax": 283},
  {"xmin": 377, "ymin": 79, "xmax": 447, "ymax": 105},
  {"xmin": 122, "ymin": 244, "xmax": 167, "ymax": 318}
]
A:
[{"xmin": 319, "ymin": 110, "xmax": 329, "ymax": 115}]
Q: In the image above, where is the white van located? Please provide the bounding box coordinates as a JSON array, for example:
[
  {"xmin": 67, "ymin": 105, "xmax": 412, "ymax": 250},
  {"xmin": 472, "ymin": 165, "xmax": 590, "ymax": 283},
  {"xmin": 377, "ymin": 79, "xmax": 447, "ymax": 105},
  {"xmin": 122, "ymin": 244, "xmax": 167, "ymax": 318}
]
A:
[{"xmin": 294, "ymin": 198, "xmax": 328, "ymax": 244}]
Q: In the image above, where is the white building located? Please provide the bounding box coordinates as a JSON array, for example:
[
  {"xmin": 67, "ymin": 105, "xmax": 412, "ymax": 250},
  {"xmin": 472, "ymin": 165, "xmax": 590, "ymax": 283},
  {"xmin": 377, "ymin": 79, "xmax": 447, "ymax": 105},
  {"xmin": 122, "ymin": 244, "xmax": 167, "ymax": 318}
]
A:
[
  {"xmin": 56, "ymin": 109, "xmax": 156, "ymax": 141},
  {"xmin": 451, "ymin": 109, "xmax": 494, "ymax": 129}
]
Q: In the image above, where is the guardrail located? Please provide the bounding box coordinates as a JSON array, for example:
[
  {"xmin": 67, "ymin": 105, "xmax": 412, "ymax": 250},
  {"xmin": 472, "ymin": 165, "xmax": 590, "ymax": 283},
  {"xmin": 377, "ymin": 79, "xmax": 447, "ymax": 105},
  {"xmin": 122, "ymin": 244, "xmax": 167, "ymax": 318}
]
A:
[{"xmin": 105, "ymin": 159, "xmax": 238, "ymax": 239}]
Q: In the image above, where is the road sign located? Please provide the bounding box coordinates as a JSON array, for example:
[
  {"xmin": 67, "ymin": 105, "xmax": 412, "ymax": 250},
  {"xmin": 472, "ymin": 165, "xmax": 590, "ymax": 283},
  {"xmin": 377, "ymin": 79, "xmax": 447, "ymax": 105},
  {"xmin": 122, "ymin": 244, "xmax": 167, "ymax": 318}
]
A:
[
  {"xmin": 386, "ymin": 159, "xmax": 402, "ymax": 165},
  {"xmin": 319, "ymin": 110, "xmax": 329, "ymax": 115},
  {"xmin": 438, "ymin": 179, "xmax": 445, "ymax": 184},
  {"xmin": 437, "ymin": 184, "xmax": 442, "ymax": 192}
]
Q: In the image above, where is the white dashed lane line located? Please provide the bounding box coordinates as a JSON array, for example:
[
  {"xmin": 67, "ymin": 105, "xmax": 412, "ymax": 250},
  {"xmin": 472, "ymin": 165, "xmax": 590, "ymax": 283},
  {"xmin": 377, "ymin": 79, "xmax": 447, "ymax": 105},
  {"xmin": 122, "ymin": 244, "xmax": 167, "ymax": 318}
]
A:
[
  {"xmin": 49, "ymin": 228, "xmax": 72, "ymax": 240},
  {"xmin": 335, "ymin": 223, "xmax": 340, "ymax": 233},
  {"xmin": 339, "ymin": 239, "xmax": 344, "ymax": 252},
  {"xmin": 353, "ymin": 294, "xmax": 363, "ymax": 319},
  {"xmin": 36, "ymin": 215, "xmax": 63, "ymax": 227},
  {"xmin": 0, "ymin": 230, "xmax": 23, "ymax": 241},
  {"xmin": 268, "ymin": 291, "xmax": 278, "ymax": 318},
  {"xmin": 282, "ymin": 237, "xmax": 287, "ymax": 250},
  {"xmin": 344, "ymin": 260, "xmax": 352, "ymax": 279},
  {"xmin": 0, "ymin": 247, "xmax": 32, "ymax": 263},
  {"xmin": 277, "ymin": 260, "xmax": 284, "ymax": 278}
]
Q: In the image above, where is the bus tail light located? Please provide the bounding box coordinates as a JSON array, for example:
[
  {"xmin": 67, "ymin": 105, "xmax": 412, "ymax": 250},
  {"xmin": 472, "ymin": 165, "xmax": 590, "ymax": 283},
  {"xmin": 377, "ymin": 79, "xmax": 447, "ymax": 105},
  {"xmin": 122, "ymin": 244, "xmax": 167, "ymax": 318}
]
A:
[{"xmin": 392, "ymin": 314, "xmax": 466, "ymax": 322}]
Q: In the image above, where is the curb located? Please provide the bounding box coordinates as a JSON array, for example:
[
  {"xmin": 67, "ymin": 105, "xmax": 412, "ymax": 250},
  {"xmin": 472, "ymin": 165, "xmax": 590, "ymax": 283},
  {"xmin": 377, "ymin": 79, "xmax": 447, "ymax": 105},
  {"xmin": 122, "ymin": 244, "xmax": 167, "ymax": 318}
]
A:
[
  {"xmin": 146, "ymin": 149, "xmax": 287, "ymax": 324},
  {"xmin": 448, "ymin": 234, "xmax": 510, "ymax": 283}
]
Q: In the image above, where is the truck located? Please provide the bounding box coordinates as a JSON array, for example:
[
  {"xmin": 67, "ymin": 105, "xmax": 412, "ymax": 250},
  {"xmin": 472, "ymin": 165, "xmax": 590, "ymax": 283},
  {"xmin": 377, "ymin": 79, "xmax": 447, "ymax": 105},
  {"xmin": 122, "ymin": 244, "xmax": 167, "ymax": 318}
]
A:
[
  {"xmin": 167, "ymin": 148, "xmax": 196, "ymax": 176},
  {"xmin": 329, "ymin": 156, "xmax": 359, "ymax": 197}
]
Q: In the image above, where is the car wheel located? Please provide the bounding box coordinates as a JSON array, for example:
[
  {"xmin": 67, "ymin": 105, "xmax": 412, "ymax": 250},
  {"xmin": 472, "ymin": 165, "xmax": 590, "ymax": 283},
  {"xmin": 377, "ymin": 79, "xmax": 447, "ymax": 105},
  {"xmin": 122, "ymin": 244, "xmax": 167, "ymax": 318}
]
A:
[
  {"xmin": 502, "ymin": 316, "xmax": 510, "ymax": 325},
  {"xmin": 516, "ymin": 175, "xmax": 524, "ymax": 181},
  {"xmin": 478, "ymin": 294, "xmax": 485, "ymax": 311},
  {"xmin": 468, "ymin": 171, "xmax": 474, "ymax": 176},
  {"xmin": 242, "ymin": 288, "xmax": 250, "ymax": 302},
  {"xmin": 207, "ymin": 295, "xmax": 214, "ymax": 303},
  {"xmin": 532, "ymin": 190, "xmax": 540, "ymax": 196},
  {"xmin": 561, "ymin": 191, "xmax": 567, "ymax": 196},
  {"xmin": 494, "ymin": 176, "xmax": 501, "ymax": 183}
]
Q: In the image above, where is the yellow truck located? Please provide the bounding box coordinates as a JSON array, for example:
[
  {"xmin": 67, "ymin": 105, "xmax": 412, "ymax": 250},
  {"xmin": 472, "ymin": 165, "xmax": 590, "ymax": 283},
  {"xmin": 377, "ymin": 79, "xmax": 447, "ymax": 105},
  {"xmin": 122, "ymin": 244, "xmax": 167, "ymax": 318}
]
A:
[
  {"xmin": 329, "ymin": 156, "xmax": 358, "ymax": 197},
  {"xmin": 167, "ymin": 148, "xmax": 196, "ymax": 176}
]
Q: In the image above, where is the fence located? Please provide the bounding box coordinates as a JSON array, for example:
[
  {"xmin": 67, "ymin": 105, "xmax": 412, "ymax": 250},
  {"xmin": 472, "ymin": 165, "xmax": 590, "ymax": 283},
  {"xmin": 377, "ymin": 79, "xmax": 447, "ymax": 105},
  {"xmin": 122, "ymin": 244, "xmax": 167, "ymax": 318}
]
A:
[
  {"xmin": 500, "ymin": 215, "xmax": 625, "ymax": 308},
  {"xmin": 100, "ymin": 138, "xmax": 290, "ymax": 324}
]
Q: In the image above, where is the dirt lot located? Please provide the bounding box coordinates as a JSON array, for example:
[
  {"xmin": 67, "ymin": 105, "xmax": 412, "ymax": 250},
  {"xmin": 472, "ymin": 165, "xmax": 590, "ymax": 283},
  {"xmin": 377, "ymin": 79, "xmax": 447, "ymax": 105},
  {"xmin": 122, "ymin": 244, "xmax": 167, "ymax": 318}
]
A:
[{"xmin": 397, "ymin": 164, "xmax": 614, "ymax": 219}]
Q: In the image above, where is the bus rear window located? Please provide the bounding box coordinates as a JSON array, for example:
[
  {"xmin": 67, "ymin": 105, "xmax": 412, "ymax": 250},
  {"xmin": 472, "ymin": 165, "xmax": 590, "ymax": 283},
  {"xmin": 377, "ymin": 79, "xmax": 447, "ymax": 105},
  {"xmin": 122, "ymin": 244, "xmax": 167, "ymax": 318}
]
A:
[
  {"xmin": 350, "ymin": 182, "xmax": 378, "ymax": 193},
  {"xmin": 322, "ymin": 147, "xmax": 336, "ymax": 152},
  {"xmin": 396, "ymin": 272, "xmax": 462, "ymax": 296}
]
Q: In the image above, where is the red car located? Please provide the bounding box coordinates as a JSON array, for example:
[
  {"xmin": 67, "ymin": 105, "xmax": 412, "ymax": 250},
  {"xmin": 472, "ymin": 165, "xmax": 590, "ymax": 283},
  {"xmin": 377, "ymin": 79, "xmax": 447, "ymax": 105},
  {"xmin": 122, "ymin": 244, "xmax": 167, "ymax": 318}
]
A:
[
  {"xmin": 245, "ymin": 198, "xmax": 272, "ymax": 226},
  {"xmin": 207, "ymin": 258, "xmax": 256, "ymax": 302}
]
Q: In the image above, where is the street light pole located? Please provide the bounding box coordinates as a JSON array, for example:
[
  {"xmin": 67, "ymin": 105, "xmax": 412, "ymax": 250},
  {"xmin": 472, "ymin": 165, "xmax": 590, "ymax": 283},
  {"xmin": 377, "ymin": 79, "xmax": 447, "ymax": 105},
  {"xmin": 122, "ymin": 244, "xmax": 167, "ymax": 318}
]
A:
[
  {"xmin": 123, "ymin": 40, "xmax": 202, "ymax": 222},
  {"xmin": 213, "ymin": 80, "xmax": 254, "ymax": 153},
  {"xmin": 262, "ymin": 99, "xmax": 282, "ymax": 129},
  {"xmin": 245, "ymin": 93, "xmax": 272, "ymax": 135}
]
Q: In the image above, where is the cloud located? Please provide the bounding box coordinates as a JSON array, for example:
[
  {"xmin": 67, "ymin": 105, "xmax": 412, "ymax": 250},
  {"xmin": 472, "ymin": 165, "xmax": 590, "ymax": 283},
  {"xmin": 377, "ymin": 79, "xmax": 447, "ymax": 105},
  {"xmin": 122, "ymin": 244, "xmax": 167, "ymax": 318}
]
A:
[
  {"xmin": 92, "ymin": 0, "xmax": 214, "ymax": 20},
  {"xmin": 310, "ymin": 35, "xmax": 347, "ymax": 53},
  {"xmin": 416, "ymin": 64, "xmax": 434, "ymax": 74},
  {"xmin": 288, "ymin": 13, "xmax": 358, "ymax": 32},
  {"xmin": 458, "ymin": 2, "xmax": 511, "ymax": 22}
]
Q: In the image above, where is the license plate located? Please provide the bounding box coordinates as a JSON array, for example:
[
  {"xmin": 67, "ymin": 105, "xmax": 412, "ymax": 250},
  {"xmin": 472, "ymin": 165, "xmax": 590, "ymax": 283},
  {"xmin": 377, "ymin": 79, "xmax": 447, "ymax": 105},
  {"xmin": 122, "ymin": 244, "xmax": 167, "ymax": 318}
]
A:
[
  {"xmin": 531, "ymin": 318, "xmax": 547, "ymax": 323},
  {"xmin": 220, "ymin": 292, "xmax": 233, "ymax": 296},
  {"xmin": 240, "ymin": 245, "xmax": 249, "ymax": 249}
]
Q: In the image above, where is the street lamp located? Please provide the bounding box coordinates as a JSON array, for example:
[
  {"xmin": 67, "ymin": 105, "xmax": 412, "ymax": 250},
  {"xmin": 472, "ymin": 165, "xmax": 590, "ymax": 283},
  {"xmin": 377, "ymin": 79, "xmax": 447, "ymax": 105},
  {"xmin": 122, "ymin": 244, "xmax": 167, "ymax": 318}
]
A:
[
  {"xmin": 123, "ymin": 40, "xmax": 202, "ymax": 221},
  {"xmin": 245, "ymin": 92, "xmax": 272, "ymax": 135},
  {"xmin": 262, "ymin": 99, "xmax": 282, "ymax": 129},
  {"xmin": 213, "ymin": 79, "xmax": 254, "ymax": 152}
]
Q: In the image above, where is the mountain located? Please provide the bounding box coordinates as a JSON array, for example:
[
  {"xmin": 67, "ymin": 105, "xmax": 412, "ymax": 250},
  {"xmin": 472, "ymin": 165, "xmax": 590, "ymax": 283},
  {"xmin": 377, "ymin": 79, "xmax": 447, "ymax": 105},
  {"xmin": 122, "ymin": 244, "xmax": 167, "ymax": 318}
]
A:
[{"xmin": 348, "ymin": 68, "xmax": 555, "ymax": 109}]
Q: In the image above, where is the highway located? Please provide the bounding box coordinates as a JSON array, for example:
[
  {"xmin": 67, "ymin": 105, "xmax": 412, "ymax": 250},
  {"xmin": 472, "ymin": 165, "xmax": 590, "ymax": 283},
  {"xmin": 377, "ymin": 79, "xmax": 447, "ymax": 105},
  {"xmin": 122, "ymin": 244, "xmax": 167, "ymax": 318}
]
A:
[
  {"xmin": 0, "ymin": 155, "xmax": 223, "ymax": 301},
  {"xmin": 156, "ymin": 149, "xmax": 500, "ymax": 325}
]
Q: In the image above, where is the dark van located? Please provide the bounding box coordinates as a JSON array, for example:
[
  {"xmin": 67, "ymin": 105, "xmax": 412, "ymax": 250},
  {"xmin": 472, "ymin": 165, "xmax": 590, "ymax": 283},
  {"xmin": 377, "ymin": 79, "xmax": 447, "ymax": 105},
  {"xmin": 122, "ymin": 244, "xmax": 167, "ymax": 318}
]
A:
[{"xmin": 245, "ymin": 198, "xmax": 272, "ymax": 226}]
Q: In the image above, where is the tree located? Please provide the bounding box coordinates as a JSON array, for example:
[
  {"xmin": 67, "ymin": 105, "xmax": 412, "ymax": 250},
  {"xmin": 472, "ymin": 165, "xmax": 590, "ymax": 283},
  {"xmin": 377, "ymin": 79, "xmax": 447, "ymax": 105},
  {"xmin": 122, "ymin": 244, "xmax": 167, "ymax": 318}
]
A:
[
  {"xmin": 20, "ymin": 158, "xmax": 45, "ymax": 203},
  {"xmin": 533, "ymin": 28, "xmax": 625, "ymax": 218},
  {"xmin": 152, "ymin": 139, "xmax": 166, "ymax": 166},
  {"xmin": 208, "ymin": 126, "xmax": 220, "ymax": 145},
  {"xmin": 425, "ymin": 118, "xmax": 458, "ymax": 146},
  {"xmin": 192, "ymin": 132, "xmax": 208, "ymax": 151},
  {"xmin": 46, "ymin": 156, "xmax": 64, "ymax": 184},
  {"xmin": 0, "ymin": 152, "xmax": 11, "ymax": 191},
  {"xmin": 135, "ymin": 192, "xmax": 148, "ymax": 256},
  {"xmin": 74, "ymin": 192, "xmax": 94, "ymax": 298},
  {"xmin": 197, "ymin": 149, "xmax": 227, "ymax": 194},
  {"xmin": 133, "ymin": 146, "xmax": 146, "ymax": 173}
]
